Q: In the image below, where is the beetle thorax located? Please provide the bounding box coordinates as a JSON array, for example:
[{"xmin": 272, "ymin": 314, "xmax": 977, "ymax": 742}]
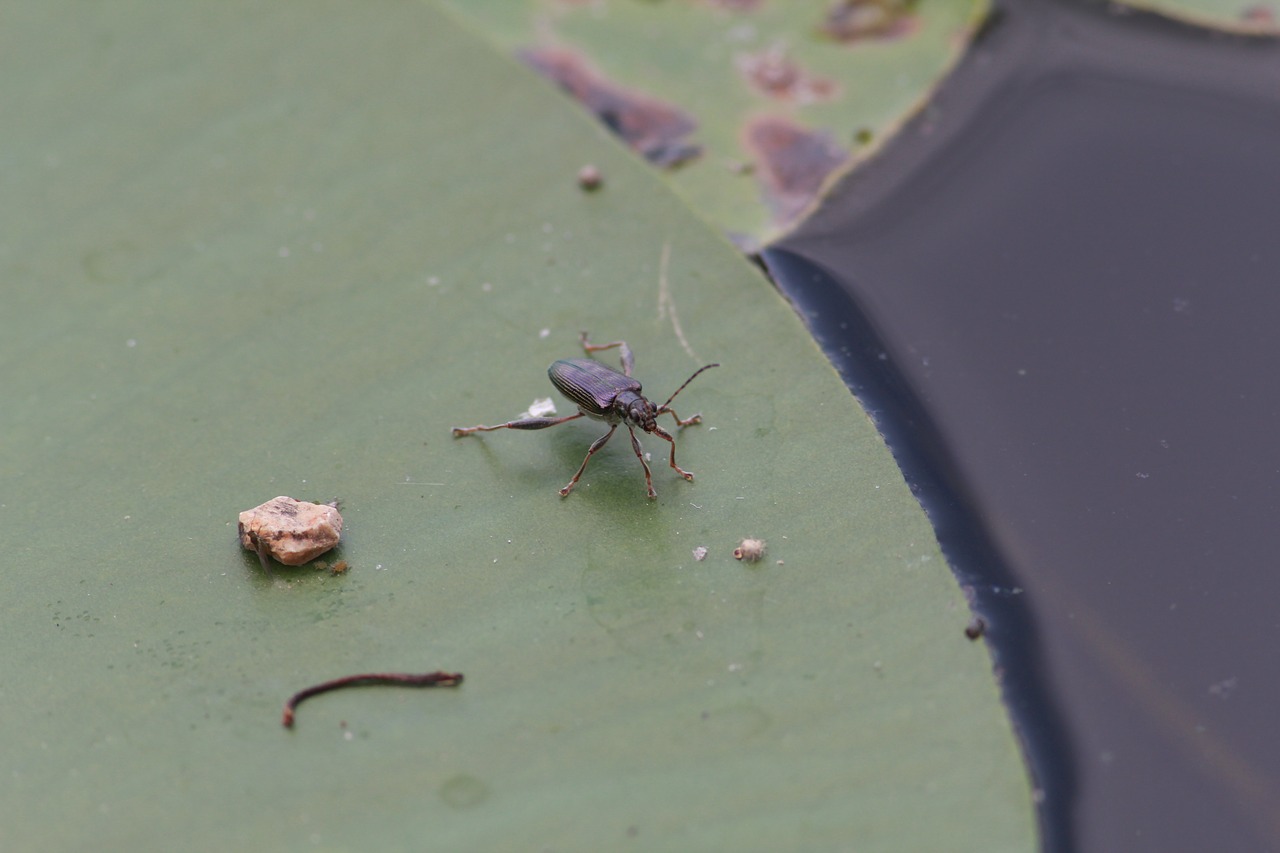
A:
[{"xmin": 617, "ymin": 391, "xmax": 658, "ymax": 431}]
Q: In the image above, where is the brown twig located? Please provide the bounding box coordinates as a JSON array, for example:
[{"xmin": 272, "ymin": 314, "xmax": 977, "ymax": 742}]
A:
[{"xmin": 282, "ymin": 671, "xmax": 464, "ymax": 728}]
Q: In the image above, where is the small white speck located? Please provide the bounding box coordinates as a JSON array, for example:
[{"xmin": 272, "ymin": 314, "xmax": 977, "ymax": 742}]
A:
[
  {"xmin": 1137, "ymin": 472, "xmax": 1150, "ymax": 479},
  {"xmin": 126, "ymin": 339, "xmax": 137, "ymax": 348},
  {"xmin": 693, "ymin": 546, "xmax": 708, "ymax": 561},
  {"xmin": 539, "ymin": 328, "xmax": 551, "ymax": 339},
  {"xmin": 696, "ymin": 630, "xmax": 704, "ymax": 639},
  {"xmin": 728, "ymin": 663, "xmax": 743, "ymax": 673},
  {"xmin": 1209, "ymin": 677, "xmax": 1238, "ymax": 699},
  {"xmin": 481, "ymin": 282, "xmax": 493, "ymax": 292},
  {"xmin": 278, "ymin": 246, "xmax": 290, "ymax": 258},
  {"xmin": 343, "ymin": 730, "xmax": 354, "ymax": 741},
  {"xmin": 375, "ymin": 563, "xmax": 385, "ymax": 571},
  {"xmin": 1017, "ymin": 368, "xmax": 1027, "ymax": 376}
]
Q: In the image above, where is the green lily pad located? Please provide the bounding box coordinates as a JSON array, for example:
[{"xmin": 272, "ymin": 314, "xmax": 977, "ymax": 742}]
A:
[
  {"xmin": 0, "ymin": 1, "xmax": 1033, "ymax": 850},
  {"xmin": 446, "ymin": 0, "xmax": 989, "ymax": 246}
]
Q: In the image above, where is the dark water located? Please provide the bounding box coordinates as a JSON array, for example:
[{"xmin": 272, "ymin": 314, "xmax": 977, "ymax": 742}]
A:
[{"xmin": 765, "ymin": 1, "xmax": 1280, "ymax": 850}]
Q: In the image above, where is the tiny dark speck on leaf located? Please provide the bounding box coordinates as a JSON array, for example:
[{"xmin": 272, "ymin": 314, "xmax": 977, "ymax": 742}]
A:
[
  {"xmin": 965, "ymin": 616, "xmax": 987, "ymax": 640},
  {"xmin": 577, "ymin": 164, "xmax": 603, "ymax": 191}
]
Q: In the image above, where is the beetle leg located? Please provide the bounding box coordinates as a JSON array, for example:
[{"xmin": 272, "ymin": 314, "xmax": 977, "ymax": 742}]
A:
[
  {"xmin": 661, "ymin": 406, "xmax": 703, "ymax": 428},
  {"xmin": 626, "ymin": 425, "xmax": 658, "ymax": 499},
  {"xmin": 452, "ymin": 413, "xmax": 583, "ymax": 436},
  {"xmin": 560, "ymin": 424, "xmax": 618, "ymax": 496},
  {"xmin": 651, "ymin": 424, "xmax": 694, "ymax": 482},
  {"xmin": 579, "ymin": 332, "xmax": 634, "ymax": 377}
]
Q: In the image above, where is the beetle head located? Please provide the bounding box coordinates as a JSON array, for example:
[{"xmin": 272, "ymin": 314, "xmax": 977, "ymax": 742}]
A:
[{"xmin": 626, "ymin": 398, "xmax": 659, "ymax": 432}]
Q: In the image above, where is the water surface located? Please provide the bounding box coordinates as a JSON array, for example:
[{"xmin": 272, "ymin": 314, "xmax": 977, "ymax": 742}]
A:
[{"xmin": 767, "ymin": 1, "xmax": 1280, "ymax": 849}]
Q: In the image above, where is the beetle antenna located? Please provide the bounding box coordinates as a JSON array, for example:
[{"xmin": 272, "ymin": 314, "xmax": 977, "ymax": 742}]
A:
[{"xmin": 659, "ymin": 363, "xmax": 719, "ymax": 411}]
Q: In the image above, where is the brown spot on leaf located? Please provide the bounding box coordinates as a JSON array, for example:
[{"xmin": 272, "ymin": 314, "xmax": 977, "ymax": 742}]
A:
[
  {"xmin": 820, "ymin": 0, "xmax": 920, "ymax": 43},
  {"xmin": 743, "ymin": 116, "xmax": 848, "ymax": 225},
  {"xmin": 522, "ymin": 47, "xmax": 702, "ymax": 169},
  {"xmin": 738, "ymin": 46, "xmax": 838, "ymax": 103},
  {"xmin": 1241, "ymin": 4, "xmax": 1277, "ymax": 28}
]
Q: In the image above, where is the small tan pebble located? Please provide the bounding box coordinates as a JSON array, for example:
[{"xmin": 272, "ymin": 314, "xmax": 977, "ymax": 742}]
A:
[
  {"xmin": 577, "ymin": 164, "xmax": 603, "ymax": 191},
  {"xmin": 329, "ymin": 560, "xmax": 350, "ymax": 575},
  {"xmin": 238, "ymin": 496, "xmax": 343, "ymax": 566},
  {"xmin": 733, "ymin": 538, "xmax": 767, "ymax": 562}
]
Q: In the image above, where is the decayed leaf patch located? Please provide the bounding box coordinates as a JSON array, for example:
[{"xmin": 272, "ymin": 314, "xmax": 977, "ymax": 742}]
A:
[
  {"xmin": 522, "ymin": 46, "xmax": 702, "ymax": 169},
  {"xmin": 743, "ymin": 114, "xmax": 849, "ymax": 226}
]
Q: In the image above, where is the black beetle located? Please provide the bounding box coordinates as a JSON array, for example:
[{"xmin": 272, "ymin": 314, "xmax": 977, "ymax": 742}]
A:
[{"xmin": 452, "ymin": 333, "xmax": 718, "ymax": 498}]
